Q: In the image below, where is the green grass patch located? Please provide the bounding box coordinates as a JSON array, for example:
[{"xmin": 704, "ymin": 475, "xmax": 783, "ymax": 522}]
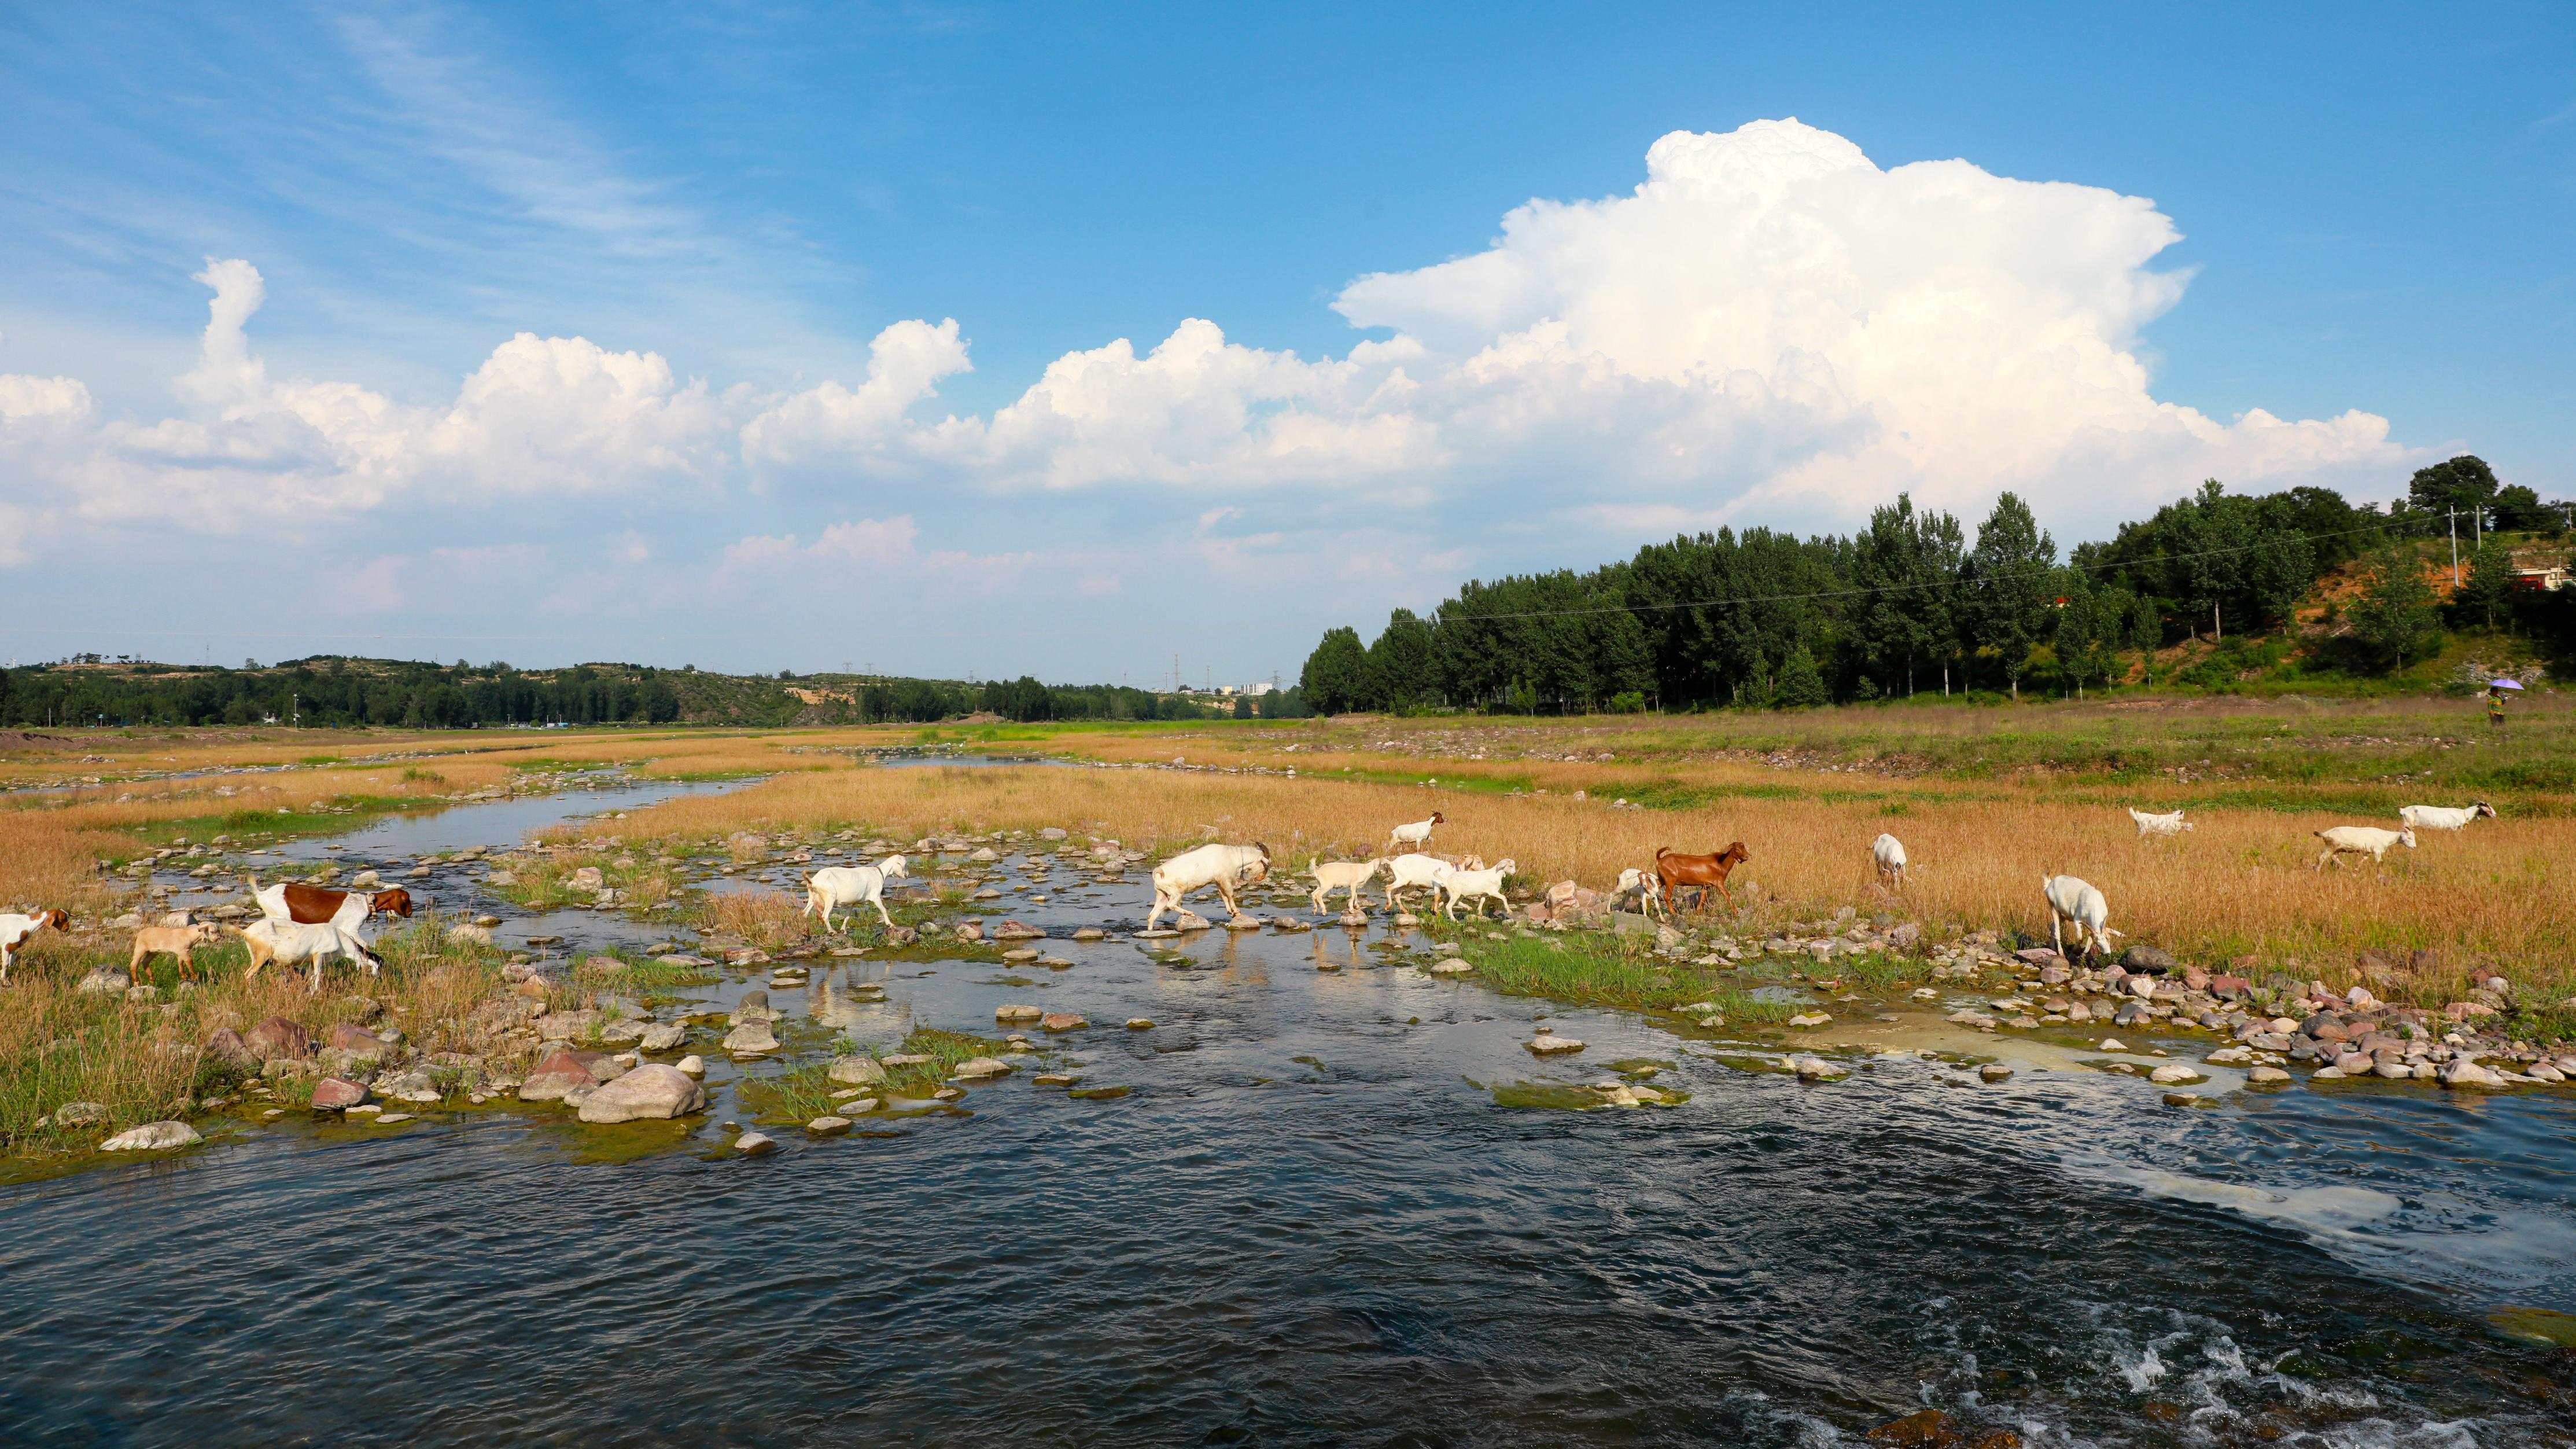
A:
[{"xmin": 735, "ymin": 1062, "xmax": 843, "ymax": 1124}]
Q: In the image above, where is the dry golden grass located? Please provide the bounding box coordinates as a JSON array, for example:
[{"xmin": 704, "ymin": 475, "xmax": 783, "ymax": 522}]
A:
[
  {"xmin": 600, "ymin": 752, "xmax": 2576, "ymax": 1010},
  {"xmin": 0, "ymin": 924, "xmax": 507, "ymax": 1153}
]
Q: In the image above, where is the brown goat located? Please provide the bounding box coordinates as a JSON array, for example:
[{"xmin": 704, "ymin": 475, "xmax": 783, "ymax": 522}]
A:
[
  {"xmin": 1654, "ymin": 843, "xmax": 1752, "ymax": 913},
  {"xmin": 274, "ymin": 882, "xmax": 413, "ymax": 925},
  {"xmin": 130, "ymin": 921, "xmax": 223, "ymax": 981}
]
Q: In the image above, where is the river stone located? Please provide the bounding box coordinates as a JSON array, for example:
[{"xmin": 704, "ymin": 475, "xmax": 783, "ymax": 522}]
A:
[
  {"xmin": 577, "ymin": 1064, "xmax": 706, "ymax": 1123},
  {"xmin": 952, "ymin": 1057, "xmax": 1012, "ymax": 1079},
  {"xmin": 51, "ymin": 1101, "xmax": 110, "ymax": 1128},
  {"xmin": 77, "ymin": 966, "xmax": 132, "ymax": 995},
  {"xmin": 448, "ymin": 924, "xmax": 495, "ymax": 946},
  {"xmin": 519, "ymin": 1049, "xmax": 611, "ymax": 1101},
  {"xmin": 203, "ymin": 1027, "xmax": 260, "ymax": 1072},
  {"xmin": 311, "ymin": 1076, "xmax": 370, "ymax": 1109},
  {"xmin": 676, "ymin": 1054, "xmax": 705, "ymax": 1077},
  {"xmin": 247, "ymin": 1016, "xmax": 314, "ymax": 1060},
  {"xmin": 2122, "ymin": 945, "xmax": 2177, "ymax": 974},
  {"xmin": 1071, "ymin": 927, "xmax": 1106, "ymax": 942},
  {"xmin": 1041, "ymin": 1013, "xmax": 1088, "ymax": 1032},
  {"xmin": 599, "ymin": 1017, "xmax": 648, "ymax": 1044},
  {"xmin": 2442, "ymin": 1058, "xmax": 2508, "ymax": 1089},
  {"xmin": 729, "ymin": 990, "xmax": 779, "ymax": 1025},
  {"xmin": 379, "ymin": 1069, "xmax": 443, "ymax": 1104},
  {"xmin": 830, "ymin": 1056, "xmax": 888, "ymax": 1086},
  {"xmin": 1793, "ymin": 1056, "xmax": 1847, "ymax": 1081},
  {"xmin": 2148, "ymin": 1064, "xmax": 2203, "ymax": 1084},
  {"xmin": 994, "ymin": 1003, "xmax": 1044, "ymax": 1022},
  {"xmin": 2247, "ymin": 1065, "xmax": 2291, "ymax": 1084},
  {"xmin": 1428, "ymin": 958, "xmax": 1472, "ymax": 975},
  {"xmin": 101, "ymin": 1121, "xmax": 201, "ymax": 1152},
  {"xmin": 994, "ymin": 920, "xmax": 1044, "ymax": 940},
  {"xmin": 568, "ymin": 866, "xmax": 605, "ymax": 891},
  {"xmin": 723, "ymin": 1021, "xmax": 779, "ymax": 1054},
  {"xmin": 1173, "ymin": 911, "xmax": 1212, "ymax": 932},
  {"xmin": 639, "ymin": 1023, "xmax": 686, "ymax": 1053},
  {"xmin": 2374, "ymin": 1060, "xmax": 2414, "ymax": 1079},
  {"xmin": 1787, "ymin": 1012, "xmax": 1831, "ymax": 1029},
  {"xmin": 734, "ymin": 1131, "xmax": 777, "ymax": 1157},
  {"xmin": 885, "ymin": 926, "xmax": 919, "ymax": 946},
  {"xmin": 1126, "ymin": 1018, "xmax": 1154, "ymax": 1029},
  {"xmin": 325, "ymin": 1021, "xmax": 382, "ymax": 1053},
  {"xmin": 1979, "ymin": 1064, "xmax": 2013, "ymax": 1083},
  {"xmin": 806, "ymin": 1116, "xmax": 853, "ymax": 1136},
  {"xmin": 1526, "ymin": 1036, "xmax": 1585, "ymax": 1056}
]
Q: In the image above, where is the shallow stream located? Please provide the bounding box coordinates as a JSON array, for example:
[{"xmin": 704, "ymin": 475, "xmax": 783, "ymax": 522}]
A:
[{"xmin": 5, "ymin": 777, "xmax": 2573, "ymax": 1446}]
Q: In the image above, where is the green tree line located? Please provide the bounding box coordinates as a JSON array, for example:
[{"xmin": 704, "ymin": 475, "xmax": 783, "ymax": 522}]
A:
[{"xmin": 1298, "ymin": 457, "xmax": 2574, "ymax": 714}]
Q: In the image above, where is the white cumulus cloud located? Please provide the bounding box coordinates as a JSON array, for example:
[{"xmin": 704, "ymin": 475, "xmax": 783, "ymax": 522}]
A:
[{"xmin": 742, "ymin": 117, "xmax": 2403, "ymax": 531}]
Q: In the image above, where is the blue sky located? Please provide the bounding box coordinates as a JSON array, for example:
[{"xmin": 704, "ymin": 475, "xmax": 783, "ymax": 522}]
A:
[{"xmin": 1, "ymin": 2, "xmax": 2568, "ymax": 684}]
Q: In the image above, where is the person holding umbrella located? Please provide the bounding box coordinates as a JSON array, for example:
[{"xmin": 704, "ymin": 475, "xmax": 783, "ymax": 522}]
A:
[{"xmin": 2489, "ymin": 678, "xmax": 2523, "ymax": 729}]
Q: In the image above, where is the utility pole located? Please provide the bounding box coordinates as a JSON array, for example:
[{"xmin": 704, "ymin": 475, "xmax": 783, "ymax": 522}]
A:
[
  {"xmin": 2213, "ymin": 602, "xmax": 2221, "ymax": 643},
  {"xmin": 292, "ymin": 692, "xmax": 298, "ymax": 727},
  {"xmin": 2449, "ymin": 506, "xmax": 2460, "ymax": 589}
]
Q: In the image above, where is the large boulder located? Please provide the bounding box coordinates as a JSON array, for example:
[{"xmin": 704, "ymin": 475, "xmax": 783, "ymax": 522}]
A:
[
  {"xmin": 576, "ymin": 1064, "xmax": 706, "ymax": 1123},
  {"xmin": 246, "ymin": 1017, "xmax": 314, "ymax": 1061},
  {"xmin": 101, "ymin": 1121, "xmax": 202, "ymax": 1152},
  {"xmin": 311, "ymin": 1077, "xmax": 370, "ymax": 1110},
  {"xmin": 203, "ymin": 1027, "xmax": 261, "ymax": 1072},
  {"xmin": 2121, "ymin": 945, "xmax": 2177, "ymax": 974},
  {"xmin": 519, "ymin": 1049, "xmax": 611, "ymax": 1102}
]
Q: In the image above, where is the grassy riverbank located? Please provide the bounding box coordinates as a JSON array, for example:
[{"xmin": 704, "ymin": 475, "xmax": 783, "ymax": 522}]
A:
[{"xmin": 9, "ymin": 697, "xmax": 2574, "ymax": 1047}]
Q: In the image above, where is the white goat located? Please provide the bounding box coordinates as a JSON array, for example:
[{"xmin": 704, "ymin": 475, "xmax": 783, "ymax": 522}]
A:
[
  {"xmin": 803, "ymin": 854, "xmax": 909, "ymax": 931},
  {"xmin": 2398, "ymin": 801, "xmax": 2496, "ymax": 832},
  {"xmin": 237, "ymin": 918, "xmax": 381, "ymax": 994},
  {"xmin": 1612, "ymin": 867, "xmax": 1666, "ymax": 920},
  {"xmin": 2315, "ymin": 826, "xmax": 2415, "ymax": 869},
  {"xmin": 1306, "ymin": 857, "xmax": 1386, "ymax": 915},
  {"xmin": 2040, "ymin": 874, "xmax": 2120, "ymax": 961},
  {"xmin": 1381, "ymin": 852, "xmax": 1483, "ymax": 911},
  {"xmin": 1147, "ymin": 843, "xmax": 1271, "ymax": 929},
  {"xmin": 1435, "ymin": 858, "xmax": 1517, "ymax": 921},
  {"xmin": 2128, "ymin": 807, "xmax": 2194, "ymax": 838},
  {"xmin": 1, "ymin": 909, "xmax": 69, "ymax": 984},
  {"xmin": 1384, "ymin": 812, "xmax": 1445, "ymax": 853},
  {"xmin": 1870, "ymin": 833, "xmax": 1908, "ymax": 889}
]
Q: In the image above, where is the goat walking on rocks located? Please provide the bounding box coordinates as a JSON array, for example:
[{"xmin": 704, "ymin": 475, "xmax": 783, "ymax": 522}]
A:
[
  {"xmin": 1148, "ymin": 843, "xmax": 1271, "ymax": 930},
  {"xmin": 1306, "ymin": 858, "xmax": 1386, "ymax": 916},
  {"xmin": 2040, "ymin": 875, "xmax": 2120, "ymax": 962},
  {"xmin": 804, "ymin": 855, "xmax": 909, "ymax": 931}
]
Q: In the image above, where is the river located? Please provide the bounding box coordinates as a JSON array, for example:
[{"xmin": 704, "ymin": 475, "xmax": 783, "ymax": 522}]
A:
[{"xmin": 3, "ymin": 773, "xmax": 2571, "ymax": 1446}]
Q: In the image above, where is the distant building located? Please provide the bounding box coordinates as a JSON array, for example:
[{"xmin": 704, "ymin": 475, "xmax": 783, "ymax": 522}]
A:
[{"xmin": 2508, "ymin": 550, "xmax": 2570, "ymax": 593}]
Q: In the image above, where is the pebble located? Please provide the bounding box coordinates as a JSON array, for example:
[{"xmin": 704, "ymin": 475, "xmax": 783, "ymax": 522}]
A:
[{"xmin": 1979, "ymin": 1064, "xmax": 2013, "ymax": 1083}]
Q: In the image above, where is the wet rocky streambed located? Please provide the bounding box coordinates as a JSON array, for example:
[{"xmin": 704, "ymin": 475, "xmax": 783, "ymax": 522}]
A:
[{"xmin": 4, "ymin": 776, "xmax": 2575, "ymax": 1446}]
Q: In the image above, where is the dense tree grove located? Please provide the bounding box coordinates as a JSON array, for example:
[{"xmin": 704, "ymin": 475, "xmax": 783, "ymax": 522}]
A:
[
  {"xmin": 0, "ymin": 658, "xmax": 1292, "ymax": 729},
  {"xmin": 1297, "ymin": 462, "xmax": 2574, "ymax": 713}
]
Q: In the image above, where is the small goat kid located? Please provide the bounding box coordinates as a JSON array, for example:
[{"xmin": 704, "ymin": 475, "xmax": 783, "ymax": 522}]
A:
[
  {"xmin": 1148, "ymin": 843, "xmax": 1272, "ymax": 929},
  {"xmin": 2397, "ymin": 801, "xmax": 2496, "ymax": 832},
  {"xmin": 1435, "ymin": 858, "xmax": 1518, "ymax": 921},
  {"xmin": 1307, "ymin": 857, "xmax": 1387, "ymax": 916},
  {"xmin": 803, "ymin": 855, "xmax": 910, "ymax": 931},
  {"xmin": 1, "ymin": 908, "xmax": 71, "ymax": 983},
  {"xmin": 2040, "ymin": 875, "xmax": 2120, "ymax": 961},
  {"xmin": 130, "ymin": 921, "xmax": 223, "ymax": 981},
  {"xmin": 2128, "ymin": 807, "xmax": 2194, "ymax": 838},
  {"xmin": 2315, "ymin": 826, "xmax": 2416, "ymax": 869},
  {"xmin": 1381, "ymin": 852, "xmax": 1484, "ymax": 911},
  {"xmin": 1870, "ymin": 833, "xmax": 1908, "ymax": 890},
  {"xmin": 1612, "ymin": 867, "xmax": 1667, "ymax": 920},
  {"xmin": 1384, "ymin": 812, "xmax": 1445, "ymax": 853}
]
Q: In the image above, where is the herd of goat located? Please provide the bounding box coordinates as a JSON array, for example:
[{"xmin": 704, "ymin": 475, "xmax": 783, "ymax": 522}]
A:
[{"xmin": 0, "ymin": 798, "xmax": 2505, "ymax": 992}]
